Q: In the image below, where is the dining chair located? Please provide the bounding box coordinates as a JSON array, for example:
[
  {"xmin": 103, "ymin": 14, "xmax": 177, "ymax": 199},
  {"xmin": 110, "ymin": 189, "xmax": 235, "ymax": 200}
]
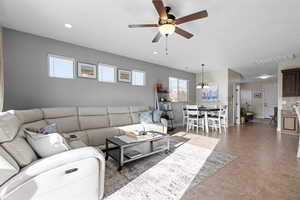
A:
[
  {"xmin": 182, "ymin": 105, "xmax": 188, "ymax": 127},
  {"xmin": 186, "ymin": 105, "xmax": 205, "ymax": 133},
  {"xmin": 293, "ymin": 105, "xmax": 300, "ymax": 158},
  {"xmin": 207, "ymin": 105, "xmax": 228, "ymax": 133}
]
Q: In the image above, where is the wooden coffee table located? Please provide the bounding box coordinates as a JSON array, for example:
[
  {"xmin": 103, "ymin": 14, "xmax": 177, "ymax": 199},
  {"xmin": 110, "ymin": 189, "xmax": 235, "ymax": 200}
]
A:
[{"xmin": 105, "ymin": 131, "xmax": 170, "ymax": 171}]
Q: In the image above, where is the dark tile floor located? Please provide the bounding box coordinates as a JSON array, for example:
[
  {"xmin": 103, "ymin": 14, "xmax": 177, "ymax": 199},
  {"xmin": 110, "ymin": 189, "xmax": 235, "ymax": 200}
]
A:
[{"xmin": 177, "ymin": 122, "xmax": 300, "ymax": 200}]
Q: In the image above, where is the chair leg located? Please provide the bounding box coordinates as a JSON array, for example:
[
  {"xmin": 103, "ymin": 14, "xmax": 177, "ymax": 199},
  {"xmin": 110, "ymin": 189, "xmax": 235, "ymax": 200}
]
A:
[{"xmin": 186, "ymin": 120, "xmax": 189, "ymax": 133}]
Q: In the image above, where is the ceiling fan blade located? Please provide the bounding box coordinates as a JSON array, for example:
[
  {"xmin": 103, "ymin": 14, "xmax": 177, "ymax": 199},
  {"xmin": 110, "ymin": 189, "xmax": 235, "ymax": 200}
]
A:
[
  {"xmin": 152, "ymin": 32, "xmax": 162, "ymax": 43},
  {"xmin": 175, "ymin": 27, "xmax": 194, "ymax": 39},
  {"xmin": 176, "ymin": 10, "xmax": 208, "ymax": 25},
  {"xmin": 128, "ymin": 24, "xmax": 158, "ymax": 28},
  {"xmin": 152, "ymin": 0, "xmax": 168, "ymax": 20}
]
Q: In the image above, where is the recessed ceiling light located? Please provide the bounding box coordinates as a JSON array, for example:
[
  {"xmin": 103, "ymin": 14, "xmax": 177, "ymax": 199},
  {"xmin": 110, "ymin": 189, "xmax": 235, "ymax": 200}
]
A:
[
  {"xmin": 64, "ymin": 23, "xmax": 72, "ymax": 29},
  {"xmin": 257, "ymin": 74, "xmax": 273, "ymax": 79},
  {"xmin": 153, "ymin": 51, "xmax": 158, "ymax": 55}
]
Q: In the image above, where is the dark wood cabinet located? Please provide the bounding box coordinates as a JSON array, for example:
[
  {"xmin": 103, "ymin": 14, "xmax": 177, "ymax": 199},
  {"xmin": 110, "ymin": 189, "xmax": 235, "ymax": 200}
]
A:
[{"xmin": 282, "ymin": 68, "xmax": 300, "ymax": 97}]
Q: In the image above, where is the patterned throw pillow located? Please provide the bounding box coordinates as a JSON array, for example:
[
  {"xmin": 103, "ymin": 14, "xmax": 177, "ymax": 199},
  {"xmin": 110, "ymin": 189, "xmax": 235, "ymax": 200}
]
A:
[
  {"xmin": 152, "ymin": 110, "xmax": 162, "ymax": 123},
  {"xmin": 139, "ymin": 111, "xmax": 153, "ymax": 124}
]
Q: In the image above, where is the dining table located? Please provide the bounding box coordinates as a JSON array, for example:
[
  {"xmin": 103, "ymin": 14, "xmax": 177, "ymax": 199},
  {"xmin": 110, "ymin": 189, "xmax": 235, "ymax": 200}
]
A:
[{"xmin": 184, "ymin": 107, "xmax": 220, "ymax": 133}]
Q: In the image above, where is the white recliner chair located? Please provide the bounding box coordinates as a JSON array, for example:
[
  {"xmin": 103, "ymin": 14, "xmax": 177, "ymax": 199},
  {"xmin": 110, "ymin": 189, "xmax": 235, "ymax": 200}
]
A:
[{"xmin": 0, "ymin": 112, "xmax": 105, "ymax": 200}]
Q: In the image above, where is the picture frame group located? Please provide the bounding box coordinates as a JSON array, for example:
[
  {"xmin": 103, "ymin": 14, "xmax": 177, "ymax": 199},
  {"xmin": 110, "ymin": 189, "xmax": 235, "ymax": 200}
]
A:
[{"xmin": 77, "ymin": 62, "xmax": 132, "ymax": 83}]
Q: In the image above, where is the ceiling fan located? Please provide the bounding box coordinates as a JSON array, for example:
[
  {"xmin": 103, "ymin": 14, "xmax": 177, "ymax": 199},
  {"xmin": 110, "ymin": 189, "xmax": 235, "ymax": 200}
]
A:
[{"xmin": 128, "ymin": 0, "xmax": 208, "ymax": 43}]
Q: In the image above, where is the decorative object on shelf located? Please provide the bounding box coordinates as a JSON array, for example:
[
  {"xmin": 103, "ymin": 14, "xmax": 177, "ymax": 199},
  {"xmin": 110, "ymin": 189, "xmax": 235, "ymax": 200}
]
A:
[
  {"xmin": 77, "ymin": 62, "xmax": 97, "ymax": 79},
  {"xmin": 154, "ymin": 83, "xmax": 175, "ymax": 131},
  {"xmin": 202, "ymin": 83, "xmax": 218, "ymax": 101},
  {"xmin": 118, "ymin": 69, "xmax": 131, "ymax": 83},
  {"xmin": 196, "ymin": 64, "xmax": 209, "ymax": 89}
]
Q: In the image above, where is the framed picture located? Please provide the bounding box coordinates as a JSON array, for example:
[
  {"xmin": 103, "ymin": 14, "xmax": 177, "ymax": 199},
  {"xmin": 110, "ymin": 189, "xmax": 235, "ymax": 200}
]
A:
[
  {"xmin": 77, "ymin": 62, "xmax": 97, "ymax": 79},
  {"xmin": 202, "ymin": 84, "xmax": 218, "ymax": 101},
  {"xmin": 118, "ymin": 69, "xmax": 131, "ymax": 83},
  {"xmin": 253, "ymin": 92, "xmax": 262, "ymax": 98}
]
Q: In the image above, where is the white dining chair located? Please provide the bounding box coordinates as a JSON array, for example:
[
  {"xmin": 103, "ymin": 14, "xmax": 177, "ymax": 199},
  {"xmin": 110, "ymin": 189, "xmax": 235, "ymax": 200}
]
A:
[
  {"xmin": 186, "ymin": 105, "xmax": 205, "ymax": 133},
  {"xmin": 182, "ymin": 105, "xmax": 188, "ymax": 127},
  {"xmin": 207, "ymin": 105, "xmax": 228, "ymax": 134},
  {"xmin": 293, "ymin": 105, "xmax": 300, "ymax": 158}
]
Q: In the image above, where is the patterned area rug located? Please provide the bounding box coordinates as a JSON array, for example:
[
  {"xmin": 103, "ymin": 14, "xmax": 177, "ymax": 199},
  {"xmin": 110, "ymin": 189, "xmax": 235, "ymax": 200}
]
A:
[{"xmin": 104, "ymin": 134, "xmax": 236, "ymax": 200}]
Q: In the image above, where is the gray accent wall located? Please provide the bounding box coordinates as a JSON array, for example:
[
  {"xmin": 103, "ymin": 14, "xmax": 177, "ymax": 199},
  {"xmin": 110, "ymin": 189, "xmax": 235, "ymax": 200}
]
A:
[{"xmin": 3, "ymin": 29, "xmax": 195, "ymax": 124}]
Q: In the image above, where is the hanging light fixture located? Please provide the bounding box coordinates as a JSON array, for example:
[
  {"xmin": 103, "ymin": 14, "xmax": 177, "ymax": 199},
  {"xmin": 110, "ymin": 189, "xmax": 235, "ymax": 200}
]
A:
[{"xmin": 196, "ymin": 64, "xmax": 209, "ymax": 89}]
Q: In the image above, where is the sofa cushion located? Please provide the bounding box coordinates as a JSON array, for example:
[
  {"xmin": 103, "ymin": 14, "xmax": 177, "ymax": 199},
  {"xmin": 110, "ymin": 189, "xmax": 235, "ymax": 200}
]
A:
[
  {"xmin": 42, "ymin": 107, "xmax": 80, "ymax": 133},
  {"xmin": 78, "ymin": 107, "xmax": 107, "ymax": 116},
  {"xmin": 46, "ymin": 117, "xmax": 80, "ymax": 133},
  {"xmin": 42, "ymin": 107, "xmax": 77, "ymax": 118},
  {"xmin": 14, "ymin": 109, "xmax": 43, "ymax": 123},
  {"xmin": 107, "ymin": 106, "xmax": 130, "ymax": 114},
  {"xmin": 139, "ymin": 111, "xmax": 154, "ymax": 124},
  {"xmin": 0, "ymin": 112, "xmax": 20, "ymax": 143},
  {"xmin": 130, "ymin": 106, "xmax": 149, "ymax": 124},
  {"xmin": 17, "ymin": 120, "xmax": 48, "ymax": 137},
  {"xmin": 152, "ymin": 110, "xmax": 163, "ymax": 123},
  {"xmin": 78, "ymin": 107, "xmax": 109, "ymax": 130},
  {"xmin": 79, "ymin": 116, "xmax": 109, "ymax": 130},
  {"xmin": 85, "ymin": 128, "xmax": 120, "ymax": 146},
  {"xmin": 2, "ymin": 137, "xmax": 38, "ymax": 167},
  {"xmin": 24, "ymin": 130, "xmax": 70, "ymax": 158},
  {"xmin": 109, "ymin": 113, "xmax": 132, "ymax": 127},
  {"xmin": 0, "ymin": 146, "xmax": 20, "ymax": 185}
]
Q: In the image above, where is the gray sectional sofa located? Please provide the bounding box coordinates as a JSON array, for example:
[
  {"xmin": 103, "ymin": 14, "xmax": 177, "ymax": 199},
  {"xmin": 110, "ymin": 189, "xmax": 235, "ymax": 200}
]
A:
[{"xmin": 0, "ymin": 106, "xmax": 167, "ymax": 200}]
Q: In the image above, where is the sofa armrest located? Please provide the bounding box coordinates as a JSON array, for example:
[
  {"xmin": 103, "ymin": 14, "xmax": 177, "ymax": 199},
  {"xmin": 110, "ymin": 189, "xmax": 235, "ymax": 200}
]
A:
[
  {"xmin": 0, "ymin": 147, "xmax": 105, "ymax": 200},
  {"xmin": 160, "ymin": 118, "xmax": 168, "ymax": 134}
]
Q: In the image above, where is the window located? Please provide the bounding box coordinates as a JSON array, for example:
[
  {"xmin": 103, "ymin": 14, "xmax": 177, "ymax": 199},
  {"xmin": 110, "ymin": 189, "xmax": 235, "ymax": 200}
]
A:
[
  {"xmin": 132, "ymin": 70, "xmax": 145, "ymax": 86},
  {"xmin": 169, "ymin": 77, "xmax": 188, "ymax": 102},
  {"xmin": 48, "ymin": 54, "xmax": 74, "ymax": 79},
  {"xmin": 98, "ymin": 64, "xmax": 116, "ymax": 83}
]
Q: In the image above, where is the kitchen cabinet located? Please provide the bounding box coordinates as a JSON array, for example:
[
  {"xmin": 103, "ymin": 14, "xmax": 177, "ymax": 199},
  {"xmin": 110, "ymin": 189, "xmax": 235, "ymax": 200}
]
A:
[{"xmin": 282, "ymin": 68, "xmax": 300, "ymax": 97}]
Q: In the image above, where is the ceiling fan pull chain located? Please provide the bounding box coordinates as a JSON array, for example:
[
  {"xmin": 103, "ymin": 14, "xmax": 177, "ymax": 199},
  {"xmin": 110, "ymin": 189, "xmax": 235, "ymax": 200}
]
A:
[{"xmin": 165, "ymin": 34, "xmax": 168, "ymax": 55}]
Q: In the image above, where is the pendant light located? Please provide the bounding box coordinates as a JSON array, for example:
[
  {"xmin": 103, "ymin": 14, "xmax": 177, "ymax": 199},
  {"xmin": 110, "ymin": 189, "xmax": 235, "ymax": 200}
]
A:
[{"xmin": 196, "ymin": 64, "xmax": 209, "ymax": 89}]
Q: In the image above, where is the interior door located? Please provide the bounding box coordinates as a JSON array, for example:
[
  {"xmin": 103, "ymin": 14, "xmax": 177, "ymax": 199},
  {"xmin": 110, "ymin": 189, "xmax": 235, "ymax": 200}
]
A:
[
  {"xmin": 263, "ymin": 82, "xmax": 278, "ymax": 118},
  {"xmin": 252, "ymin": 91, "xmax": 264, "ymax": 118}
]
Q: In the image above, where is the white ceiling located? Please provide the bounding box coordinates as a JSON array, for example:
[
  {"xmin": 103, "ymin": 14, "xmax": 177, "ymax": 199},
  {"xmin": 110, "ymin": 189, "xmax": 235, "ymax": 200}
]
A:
[{"xmin": 1, "ymin": 0, "xmax": 300, "ymax": 80}]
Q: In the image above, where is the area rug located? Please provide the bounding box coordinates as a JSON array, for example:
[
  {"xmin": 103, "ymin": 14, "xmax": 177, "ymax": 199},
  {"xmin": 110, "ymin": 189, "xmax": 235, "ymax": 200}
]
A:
[{"xmin": 104, "ymin": 133, "xmax": 236, "ymax": 200}]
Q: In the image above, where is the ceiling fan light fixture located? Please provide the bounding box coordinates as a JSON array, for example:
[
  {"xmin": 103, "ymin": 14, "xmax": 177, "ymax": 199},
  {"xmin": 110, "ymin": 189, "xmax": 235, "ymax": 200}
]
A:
[{"xmin": 159, "ymin": 24, "xmax": 175, "ymax": 35}]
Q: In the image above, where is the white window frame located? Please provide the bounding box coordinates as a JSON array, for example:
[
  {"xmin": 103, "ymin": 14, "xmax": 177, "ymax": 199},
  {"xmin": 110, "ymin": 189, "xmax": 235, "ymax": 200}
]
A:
[
  {"xmin": 132, "ymin": 70, "xmax": 146, "ymax": 86},
  {"xmin": 48, "ymin": 54, "xmax": 75, "ymax": 79},
  {"xmin": 98, "ymin": 63, "xmax": 117, "ymax": 83},
  {"xmin": 169, "ymin": 77, "xmax": 189, "ymax": 103}
]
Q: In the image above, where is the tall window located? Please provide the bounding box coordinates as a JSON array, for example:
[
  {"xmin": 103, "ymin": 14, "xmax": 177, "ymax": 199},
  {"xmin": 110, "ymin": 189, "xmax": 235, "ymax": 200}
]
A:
[
  {"xmin": 48, "ymin": 54, "xmax": 74, "ymax": 79},
  {"xmin": 98, "ymin": 64, "xmax": 116, "ymax": 83},
  {"xmin": 169, "ymin": 77, "xmax": 188, "ymax": 102},
  {"xmin": 132, "ymin": 70, "xmax": 145, "ymax": 86}
]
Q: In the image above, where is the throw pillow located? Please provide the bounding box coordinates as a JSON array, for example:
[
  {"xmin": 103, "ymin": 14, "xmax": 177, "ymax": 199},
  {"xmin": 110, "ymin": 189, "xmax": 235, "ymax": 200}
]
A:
[
  {"xmin": 152, "ymin": 110, "xmax": 162, "ymax": 123},
  {"xmin": 139, "ymin": 111, "xmax": 153, "ymax": 124},
  {"xmin": 43, "ymin": 123, "xmax": 58, "ymax": 134},
  {"xmin": 24, "ymin": 128, "xmax": 70, "ymax": 158}
]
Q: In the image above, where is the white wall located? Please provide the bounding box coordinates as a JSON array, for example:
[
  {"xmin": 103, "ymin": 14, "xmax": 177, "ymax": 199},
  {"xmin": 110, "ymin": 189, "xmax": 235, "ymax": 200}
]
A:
[
  {"xmin": 277, "ymin": 58, "xmax": 300, "ymax": 131},
  {"xmin": 196, "ymin": 69, "xmax": 242, "ymax": 126},
  {"xmin": 0, "ymin": 26, "xmax": 3, "ymax": 111},
  {"xmin": 196, "ymin": 69, "xmax": 229, "ymax": 106},
  {"xmin": 240, "ymin": 79, "xmax": 277, "ymax": 119},
  {"xmin": 3, "ymin": 29, "xmax": 196, "ymax": 125}
]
